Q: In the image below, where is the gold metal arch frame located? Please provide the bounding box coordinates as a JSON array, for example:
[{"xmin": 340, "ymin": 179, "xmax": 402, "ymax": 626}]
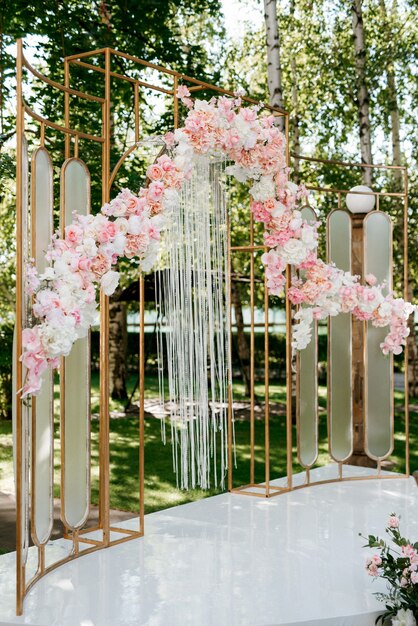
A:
[
  {"xmin": 14, "ymin": 39, "xmax": 288, "ymax": 615},
  {"xmin": 14, "ymin": 39, "xmax": 411, "ymax": 617},
  {"xmin": 228, "ymin": 153, "xmax": 410, "ymax": 498}
]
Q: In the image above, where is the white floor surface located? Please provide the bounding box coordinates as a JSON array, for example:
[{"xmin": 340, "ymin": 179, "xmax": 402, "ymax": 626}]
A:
[{"xmin": 1, "ymin": 465, "xmax": 417, "ymax": 626}]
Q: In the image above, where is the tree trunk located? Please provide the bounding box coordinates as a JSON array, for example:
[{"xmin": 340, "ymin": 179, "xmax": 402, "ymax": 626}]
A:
[
  {"xmin": 379, "ymin": 0, "xmax": 417, "ymax": 397},
  {"xmin": 351, "ymin": 0, "xmax": 373, "ymax": 185},
  {"xmin": 263, "ymin": 0, "xmax": 284, "ymax": 130},
  {"xmin": 290, "ymin": 0, "xmax": 300, "ymax": 183},
  {"xmin": 109, "ymin": 297, "xmax": 128, "ymax": 401},
  {"xmin": 230, "ymin": 278, "xmax": 251, "ymax": 397}
]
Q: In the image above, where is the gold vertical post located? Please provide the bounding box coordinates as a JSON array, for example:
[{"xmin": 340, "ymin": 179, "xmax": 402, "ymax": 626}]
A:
[
  {"xmin": 403, "ymin": 169, "xmax": 410, "ymax": 477},
  {"xmin": 99, "ymin": 48, "xmax": 111, "ymax": 545},
  {"xmin": 250, "ymin": 213, "xmax": 255, "ymax": 485},
  {"xmin": 285, "ymin": 112, "xmax": 293, "ymax": 490},
  {"xmin": 139, "ymin": 275, "xmax": 145, "ymax": 533},
  {"xmin": 264, "ymin": 270, "xmax": 270, "ymax": 496},
  {"xmin": 15, "ymin": 37, "xmax": 24, "ymax": 617},
  {"xmin": 285, "ymin": 265, "xmax": 293, "ymax": 489},
  {"xmin": 64, "ymin": 59, "xmax": 70, "ymax": 158},
  {"xmin": 227, "ymin": 209, "xmax": 233, "ymax": 491},
  {"xmin": 173, "ymin": 76, "xmax": 179, "ymax": 129},
  {"xmin": 134, "ymin": 82, "xmax": 140, "ymax": 143}
]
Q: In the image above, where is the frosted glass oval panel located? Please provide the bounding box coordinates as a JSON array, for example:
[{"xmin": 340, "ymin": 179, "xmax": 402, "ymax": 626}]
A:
[
  {"xmin": 327, "ymin": 210, "xmax": 353, "ymax": 461},
  {"xmin": 61, "ymin": 158, "xmax": 91, "ymax": 529},
  {"xmin": 297, "ymin": 207, "xmax": 318, "ymax": 467},
  {"xmin": 364, "ymin": 212, "xmax": 393, "ymax": 459},
  {"xmin": 31, "ymin": 147, "xmax": 54, "ymax": 545}
]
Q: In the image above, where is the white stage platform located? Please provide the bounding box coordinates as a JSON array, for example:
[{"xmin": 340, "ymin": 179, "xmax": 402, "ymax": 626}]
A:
[{"xmin": 1, "ymin": 465, "xmax": 417, "ymax": 626}]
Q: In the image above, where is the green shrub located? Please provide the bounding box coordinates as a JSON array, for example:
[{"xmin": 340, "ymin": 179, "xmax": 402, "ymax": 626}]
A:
[{"xmin": 0, "ymin": 323, "xmax": 13, "ymax": 419}]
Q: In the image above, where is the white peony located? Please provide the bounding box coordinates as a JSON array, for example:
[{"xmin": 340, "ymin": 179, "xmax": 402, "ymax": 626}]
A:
[
  {"xmin": 392, "ymin": 608, "xmax": 416, "ymax": 626},
  {"xmin": 39, "ymin": 319, "xmax": 76, "ymax": 357},
  {"xmin": 100, "ymin": 270, "xmax": 120, "ymax": 296},
  {"xmin": 112, "ymin": 233, "xmax": 126, "ymax": 255},
  {"xmin": 250, "ymin": 175, "xmax": 275, "ymax": 202},
  {"xmin": 233, "ymin": 116, "xmax": 258, "ymax": 150},
  {"xmin": 39, "ymin": 267, "xmax": 55, "ymax": 281},
  {"xmin": 127, "ymin": 215, "xmax": 143, "ymax": 235}
]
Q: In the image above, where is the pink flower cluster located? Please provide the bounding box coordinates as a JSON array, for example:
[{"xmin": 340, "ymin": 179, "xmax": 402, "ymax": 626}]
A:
[
  {"xmin": 365, "ymin": 554, "xmax": 382, "ymax": 577},
  {"xmin": 400, "ymin": 544, "xmax": 418, "ymax": 587},
  {"xmin": 21, "ymin": 154, "xmax": 185, "ymax": 397},
  {"xmin": 20, "ymin": 88, "xmax": 416, "ymax": 396}
]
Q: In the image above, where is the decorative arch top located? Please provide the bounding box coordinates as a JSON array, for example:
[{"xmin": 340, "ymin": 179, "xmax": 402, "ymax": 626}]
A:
[{"xmin": 20, "ymin": 87, "xmax": 415, "ymax": 397}]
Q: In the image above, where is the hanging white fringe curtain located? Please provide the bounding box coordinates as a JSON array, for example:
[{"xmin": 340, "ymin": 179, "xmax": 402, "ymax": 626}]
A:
[{"xmin": 156, "ymin": 153, "xmax": 232, "ymax": 490}]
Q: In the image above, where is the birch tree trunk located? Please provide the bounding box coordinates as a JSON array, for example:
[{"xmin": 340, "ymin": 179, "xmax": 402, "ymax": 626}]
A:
[
  {"xmin": 109, "ymin": 297, "xmax": 128, "ymax": 401},
  {"xmin": 351, "ymin": 0, "xmax": 373, "ymax": 185},
  {"xmin": 379, "ymin": 0, "xmax": 417, "ymax": 397},
  {"xmin": 290, "ymin": 0, "xmax": 300, "ymax": 182},
  {"xmin": 263, "ymin": 0, "xmax": 284, "ymax": 130}
]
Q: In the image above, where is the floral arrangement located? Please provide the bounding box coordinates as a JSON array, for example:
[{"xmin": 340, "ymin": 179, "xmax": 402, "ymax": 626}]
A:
[
  {"xmin": 362, "ymin": 514, "xmax": 418, "ymax": 625},
  {"xmin": 20, "ymin": 86, "xmax": 415, "ymax": 397}
]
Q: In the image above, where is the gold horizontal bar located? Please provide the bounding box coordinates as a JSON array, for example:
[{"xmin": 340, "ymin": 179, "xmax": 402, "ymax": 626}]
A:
[
  {"xmin": 71, "ymin": 60, "xmax": 172, "ymax": 94},
  {"xmin": 306, "ymin": 185, "xmax": 406, "ymax": 198},
  {"xmin": 292, "ymin": 152, "xmax": 407, "ymax": 171},
  {"xmin": 23, "ymin": 103, "xmax": 104, "ymax": 142},
  {"xmin": 109, "ymin": 526, "xmax": 139, "ymax": 535},
  {"xmin": 230, "ymin": 245, "xmax": 267, "ymax": 252},
  {"xmin": 232, "ymin": 473, "xmax": 409, "ymax": 498},
  {"xmin": 78, "ymin": 524, "xmax": 101, "ymax": 535},
  {"xmin": 78, "ymin": 537, "xmax": 103, "ymax": 546},
  {"xmin": 75, "ymin": 47, "xmax": 286, "ymax": 114},
  {"xmin": 108, "ymin": 532, "xmax": 143, "ymax": 547},
  {"xmin": 64, "ymin": 48, "xmax": 109, "ymax": 61},
  {"xmin": 22, "ymin": 54, "xmax": 104, "ymax": 103}
]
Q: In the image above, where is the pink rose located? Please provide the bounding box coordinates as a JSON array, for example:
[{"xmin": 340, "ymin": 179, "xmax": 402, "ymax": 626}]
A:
[
  {"xmin": 91, "ymin": 253, "xmax": 111, "ymax": 278},
  {"xmin": 388, "ymin": 515, "xmax": 399, "ymax": 529},
  {"xmin": 146, "ymin": 164, "xmax": 163, "ymax": 181},
  {"xmin": 65, "ymin": 224, "xmax": 83, "ymax": 246}
]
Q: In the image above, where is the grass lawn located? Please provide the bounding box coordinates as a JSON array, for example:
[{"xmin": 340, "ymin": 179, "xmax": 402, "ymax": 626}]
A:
[{"xmin": 0, "ymin": 375, "xmax": 417, "ymax": 548}]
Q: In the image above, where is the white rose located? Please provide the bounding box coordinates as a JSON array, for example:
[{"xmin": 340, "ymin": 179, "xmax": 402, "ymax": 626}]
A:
[
  {"xmin": 250, "ymin": 175, "xmax": 275, "ymax": 202},
  {"xmin": 77, "ymin": 236, "xmax": 97, "ymax": 258},
  {"xmin": 100, "ymin": 270, "xmax": 120, "ymax": 296},
  {"xmin": 115, "ymin": 217, "xmax": 129, "ymax": 235},
  {"xmin": 281, "ymin": 238, "xmax": 307, "ymax": 265}
]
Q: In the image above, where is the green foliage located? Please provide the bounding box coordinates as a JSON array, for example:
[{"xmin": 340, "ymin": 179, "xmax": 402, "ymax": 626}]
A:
[{"xmin": 0, "ymin": 324, "xmax": 13, "ymax": 419}]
